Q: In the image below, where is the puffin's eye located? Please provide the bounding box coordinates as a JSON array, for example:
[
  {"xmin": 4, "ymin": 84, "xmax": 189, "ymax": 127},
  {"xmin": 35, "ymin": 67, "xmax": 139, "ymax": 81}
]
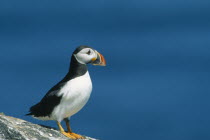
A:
[{"xmin": 86, "ymin": 50, "xmax": 91, "ymax": 55}]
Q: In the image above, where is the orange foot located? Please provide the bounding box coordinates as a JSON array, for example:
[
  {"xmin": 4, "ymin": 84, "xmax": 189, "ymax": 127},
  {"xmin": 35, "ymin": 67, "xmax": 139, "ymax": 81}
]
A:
[
  {"xmin": 61, "ymin": 131, "xmax": 84, "ymax": 139},
  {"xmin": 61, "ymin": 131, "xmax": 77, "ymax": 139},
  {"xmin": 70, "ymin": 132, "xmax": 84, "ymax": 139}
]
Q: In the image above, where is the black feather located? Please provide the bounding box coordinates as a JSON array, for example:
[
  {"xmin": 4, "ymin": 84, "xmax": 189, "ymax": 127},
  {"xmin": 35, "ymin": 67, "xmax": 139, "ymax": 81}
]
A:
[{"xmin": 73, "ymin": 45, "xmax": 92, "ymax": 54}]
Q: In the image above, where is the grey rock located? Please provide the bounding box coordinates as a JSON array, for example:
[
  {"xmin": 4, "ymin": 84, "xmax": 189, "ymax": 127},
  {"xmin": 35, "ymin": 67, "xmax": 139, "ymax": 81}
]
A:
[{"xmin": 0, "ymin": 114, "xmax": 96, "ymax": 140}]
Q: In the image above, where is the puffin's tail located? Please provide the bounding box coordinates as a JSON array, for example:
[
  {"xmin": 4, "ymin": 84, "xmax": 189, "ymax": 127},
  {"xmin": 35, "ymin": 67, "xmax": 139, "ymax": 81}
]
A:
[
  {"xmin": 25, "ymin": 113, "xmax": 31, "ymax": 116},
  {"xmin": 25, "ymin": 103, "xmax": 42, "ymax": 116}
]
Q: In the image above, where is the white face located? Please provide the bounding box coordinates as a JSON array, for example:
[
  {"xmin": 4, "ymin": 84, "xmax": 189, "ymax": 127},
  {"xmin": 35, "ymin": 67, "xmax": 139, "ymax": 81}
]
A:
[{"xmin": 74, "ymin": 48, "xmax": 97, "ymax": 64}]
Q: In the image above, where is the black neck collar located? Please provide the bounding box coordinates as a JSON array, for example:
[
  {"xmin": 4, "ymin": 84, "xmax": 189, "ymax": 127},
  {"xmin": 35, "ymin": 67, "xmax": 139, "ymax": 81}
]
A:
[{"xmin": 61, "ymin": 55, "xmax": 88, "ymax": 82}]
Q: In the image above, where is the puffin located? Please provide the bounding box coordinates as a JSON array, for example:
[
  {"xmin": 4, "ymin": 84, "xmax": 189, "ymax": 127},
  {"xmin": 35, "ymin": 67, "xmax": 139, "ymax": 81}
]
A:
[{"xmin": 26, "ymin": 46, "xmax": 106, "ymax": 139}]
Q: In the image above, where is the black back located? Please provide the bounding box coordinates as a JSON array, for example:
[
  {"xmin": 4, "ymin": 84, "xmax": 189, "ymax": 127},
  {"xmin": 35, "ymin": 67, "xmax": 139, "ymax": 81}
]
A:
[{"xmin": 26, "ymin": 54, "xmax": 88, "ymax": 117}]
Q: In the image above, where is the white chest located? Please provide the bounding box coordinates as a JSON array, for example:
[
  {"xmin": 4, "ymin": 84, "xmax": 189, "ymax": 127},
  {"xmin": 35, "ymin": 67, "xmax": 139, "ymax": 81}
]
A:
[{"xmin": 52, "ymin": 71, "xmax": 92, "ymax": 121}]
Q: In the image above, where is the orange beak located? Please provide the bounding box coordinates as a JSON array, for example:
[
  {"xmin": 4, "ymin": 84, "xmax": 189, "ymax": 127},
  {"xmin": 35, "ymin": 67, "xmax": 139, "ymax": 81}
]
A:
[{"xmin": 92, "ymin": 51, "xmax": 106, "ymax": 66}]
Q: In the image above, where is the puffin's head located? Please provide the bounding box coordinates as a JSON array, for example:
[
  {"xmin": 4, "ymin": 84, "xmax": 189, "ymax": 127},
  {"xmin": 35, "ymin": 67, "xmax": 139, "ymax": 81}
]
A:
[{"xmin": 73, "ymin": 45, "xmax": 106, "ymax": 66}]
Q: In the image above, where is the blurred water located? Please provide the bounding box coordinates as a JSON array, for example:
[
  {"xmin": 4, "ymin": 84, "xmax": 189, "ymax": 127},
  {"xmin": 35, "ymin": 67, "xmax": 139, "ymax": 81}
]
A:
[{"xmin": 0, "ymin": 0, "xmax": 210, "ymax": 140}]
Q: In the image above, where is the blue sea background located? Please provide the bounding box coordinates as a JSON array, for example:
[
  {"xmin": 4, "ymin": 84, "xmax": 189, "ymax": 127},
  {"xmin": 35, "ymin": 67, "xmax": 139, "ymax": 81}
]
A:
[{"xmin": 0, "ymin": 0, "xmax": 210, "ymax": 140}]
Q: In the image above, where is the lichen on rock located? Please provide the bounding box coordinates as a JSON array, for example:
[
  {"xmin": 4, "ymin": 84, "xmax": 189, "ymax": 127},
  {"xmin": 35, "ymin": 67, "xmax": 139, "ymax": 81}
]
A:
[{"xmin": 0, "ymin": 114, "xmax": 96, "ymax": 140}]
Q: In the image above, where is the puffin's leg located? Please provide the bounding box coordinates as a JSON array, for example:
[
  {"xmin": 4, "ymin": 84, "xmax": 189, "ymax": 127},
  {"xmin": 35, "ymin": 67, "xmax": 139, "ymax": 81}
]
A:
[
  {"xmin": 56, "ymin": 121, "xmax": 76, "ymax": 139},
  {"xmin": 64, "ymin": 118, "xmax": 84, "ymax": 139}
]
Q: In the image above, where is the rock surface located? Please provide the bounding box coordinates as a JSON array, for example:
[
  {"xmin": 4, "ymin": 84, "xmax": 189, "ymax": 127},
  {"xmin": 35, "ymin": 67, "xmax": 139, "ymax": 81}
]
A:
[{"xmin": 0, "ymin": 113, "xmax": 96, "ymax": 140}]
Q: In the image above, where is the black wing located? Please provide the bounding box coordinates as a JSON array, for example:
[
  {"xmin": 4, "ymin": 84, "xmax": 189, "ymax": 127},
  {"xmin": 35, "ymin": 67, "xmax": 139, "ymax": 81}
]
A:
[{"xmin": 26, "ymin": 82, "xmax": 66, "ymax": 117}]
